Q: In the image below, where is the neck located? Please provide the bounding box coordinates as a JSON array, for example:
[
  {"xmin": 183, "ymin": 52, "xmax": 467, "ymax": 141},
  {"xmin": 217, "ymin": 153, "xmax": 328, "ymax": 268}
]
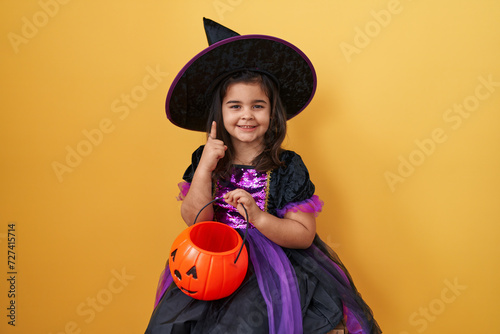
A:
[{"xmin": 232, "ymin": 142, "xmax": 263, "ymax": 166}]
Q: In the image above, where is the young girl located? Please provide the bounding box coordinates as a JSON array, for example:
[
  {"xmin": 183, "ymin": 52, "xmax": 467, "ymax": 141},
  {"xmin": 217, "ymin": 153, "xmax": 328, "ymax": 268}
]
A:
[{"xmin": 146, "ymin": 18, "xmax": 381, "ymax": 334}]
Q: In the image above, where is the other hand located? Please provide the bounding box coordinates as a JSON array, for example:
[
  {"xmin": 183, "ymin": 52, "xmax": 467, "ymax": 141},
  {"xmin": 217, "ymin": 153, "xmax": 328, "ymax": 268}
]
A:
[{"xmin": 223, "ymin": 189, "xmax": 263, "ymax": 224}]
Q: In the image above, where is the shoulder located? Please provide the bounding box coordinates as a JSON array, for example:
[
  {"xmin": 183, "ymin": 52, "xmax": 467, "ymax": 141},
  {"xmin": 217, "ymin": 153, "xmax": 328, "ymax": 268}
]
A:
[
  {"xmin": 182, "ymin": 145, "xmax": 205, "ymax": 182},
  {"xmin": 191, "ymin": 145, "xmax": 205, "ymax": 160},
  {"xmin": 187, "ymin": 145, "xmax": 205, "ymax": 167},
  {"xmin": 268, "ymin": 150, "xmax": 315, "ymax": 209},
  {"xmin": 276, "ymin": 150, "xmax": 310, "ymax": 176},
  {"xmin": 279, "ymin": 149, "xmax": 301, "ymax": 162}
]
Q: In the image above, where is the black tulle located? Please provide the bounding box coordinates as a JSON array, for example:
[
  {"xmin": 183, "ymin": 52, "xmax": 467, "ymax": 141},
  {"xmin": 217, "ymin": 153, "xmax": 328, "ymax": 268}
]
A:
[{"xmin": 145, "ymin": 147, "xmax": 382, "ymax": 333}]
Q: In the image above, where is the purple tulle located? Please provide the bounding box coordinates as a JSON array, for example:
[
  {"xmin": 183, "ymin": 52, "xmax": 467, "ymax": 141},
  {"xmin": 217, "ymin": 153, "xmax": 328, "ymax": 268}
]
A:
[
  {"xmin": 246, "ymin": 228, "xmax": 302, "ymax": 333},
  {"xmin": 154, "ymin": 268, "xmax": 172, "ymax": 308},
  {"xmin": 276, "ymin": 194, "xmax": 324, "ymax": 218},
  {"xmin": 153, "ymin": 227, "xmax": 375, "ymax": 333},
  {"xmin": 152, "ymin": 228, "xmax": 302, "ymax": 333},
  {"xmin": 176, "ymin": 181, "xmax": 190, "ymax": 201},
  {"xmin": 165, "ymin": 177, "xmax": 378, "ymax": 333}
]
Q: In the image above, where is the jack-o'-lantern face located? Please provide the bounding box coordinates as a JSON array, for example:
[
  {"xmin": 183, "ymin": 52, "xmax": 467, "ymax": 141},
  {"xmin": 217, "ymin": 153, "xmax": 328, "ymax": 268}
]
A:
[
  {"xmin": 170, "ymin": 249, "xmax": 198, "ymax": 294},
  {"xmin": 169, "ymin": 221, "xmax": 248, "ymax": 300}
]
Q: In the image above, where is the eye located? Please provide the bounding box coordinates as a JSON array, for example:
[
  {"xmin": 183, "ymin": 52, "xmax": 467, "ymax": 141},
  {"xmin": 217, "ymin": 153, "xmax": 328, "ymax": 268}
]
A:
[
  {"xmin": 186, "ymin": 266, "xmax": 198, "ymax": 279},
  {"xmin": 253, "ymin": 105, "xmax": 264, "ymax": 109},
  {"xmin": 170, "ymin": 249, "xmax": 177, "ymax": 262},
  {"xmin": 229, "ymin": 105, "xmax": 241, "ymax": 109}
]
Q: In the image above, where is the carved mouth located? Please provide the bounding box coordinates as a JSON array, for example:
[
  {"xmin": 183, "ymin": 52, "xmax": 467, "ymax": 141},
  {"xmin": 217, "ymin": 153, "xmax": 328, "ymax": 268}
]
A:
[{"xmin": 180, "ymin": 287, "xmax": 197, "ymax": 294}]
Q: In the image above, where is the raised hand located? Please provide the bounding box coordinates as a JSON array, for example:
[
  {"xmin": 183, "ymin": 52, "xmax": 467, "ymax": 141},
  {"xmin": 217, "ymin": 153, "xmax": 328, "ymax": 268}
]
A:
[
  {"xmin": 181, "ymin": 122, "xmax": 227, "ymax": 225},
  {"xmin": 198, "ymin": 121, "xmax": 227, "ymax": 173}
]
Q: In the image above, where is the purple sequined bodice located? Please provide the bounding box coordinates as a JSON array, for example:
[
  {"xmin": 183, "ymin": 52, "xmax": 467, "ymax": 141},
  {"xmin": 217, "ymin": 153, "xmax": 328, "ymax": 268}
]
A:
[{"xmin": 213, "ymin": 166, "xmax": 270, "ymax": 229}]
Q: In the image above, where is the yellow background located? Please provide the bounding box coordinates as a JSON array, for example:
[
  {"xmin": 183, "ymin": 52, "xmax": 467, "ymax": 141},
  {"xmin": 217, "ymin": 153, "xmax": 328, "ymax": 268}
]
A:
[{"xmin": 1, "ymin": 0, "xmax": 499, "ymax": 333}]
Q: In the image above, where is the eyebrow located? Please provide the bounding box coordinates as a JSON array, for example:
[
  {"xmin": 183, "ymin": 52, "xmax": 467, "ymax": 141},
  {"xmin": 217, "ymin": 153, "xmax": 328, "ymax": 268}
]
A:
[{"xmin": 225, "ymin": 99, "xmax": 268, "ymax": 104}]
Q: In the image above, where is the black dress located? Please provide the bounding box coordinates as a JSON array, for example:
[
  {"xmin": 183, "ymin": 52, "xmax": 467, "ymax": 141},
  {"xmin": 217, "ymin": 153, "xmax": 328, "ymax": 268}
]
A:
[{"xmin": 145, "ymin": 147, "xmax": 381, "ymax": 334}]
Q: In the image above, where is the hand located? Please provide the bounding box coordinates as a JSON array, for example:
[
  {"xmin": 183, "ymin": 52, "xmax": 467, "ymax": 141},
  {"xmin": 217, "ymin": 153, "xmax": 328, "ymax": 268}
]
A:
[
  {"xmin": 223, "ymin": 189, "xmax": 263, "ymax": 224},
  {"xmin": 198, "ymin": 121, "xmax": 227, "ymax": 173}
]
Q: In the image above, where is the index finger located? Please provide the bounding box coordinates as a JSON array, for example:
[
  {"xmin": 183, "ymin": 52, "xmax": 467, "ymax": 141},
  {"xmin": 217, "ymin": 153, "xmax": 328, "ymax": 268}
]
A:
[{"xmin": 209, "ymin": 121, "xmax": 217, "ymax": 139}]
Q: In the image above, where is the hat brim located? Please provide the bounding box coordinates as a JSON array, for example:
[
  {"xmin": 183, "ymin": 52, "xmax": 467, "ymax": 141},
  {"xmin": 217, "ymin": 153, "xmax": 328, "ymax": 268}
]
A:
[{"xmin": 166, "ymin": 34, "xmax": 317, "ymax": 132}]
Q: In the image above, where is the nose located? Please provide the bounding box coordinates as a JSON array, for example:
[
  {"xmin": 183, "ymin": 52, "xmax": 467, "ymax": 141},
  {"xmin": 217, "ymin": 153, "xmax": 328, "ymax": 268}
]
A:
[{"xmin": 240, "ymin": 107, "xmax": 254, "ymax": 120}]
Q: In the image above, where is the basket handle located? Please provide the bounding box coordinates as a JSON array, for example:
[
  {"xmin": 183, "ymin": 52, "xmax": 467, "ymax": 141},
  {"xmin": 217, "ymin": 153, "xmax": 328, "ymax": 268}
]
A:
[{"xmin": 193, "ymin": 197, "xmax": 249, "ymax": 264}]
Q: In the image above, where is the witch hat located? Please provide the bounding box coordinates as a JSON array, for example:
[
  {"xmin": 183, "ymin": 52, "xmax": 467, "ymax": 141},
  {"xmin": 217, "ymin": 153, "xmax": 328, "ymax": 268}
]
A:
[{"xmin": 166, "ymin": 18, "xmax": 316, "ymax": 132}]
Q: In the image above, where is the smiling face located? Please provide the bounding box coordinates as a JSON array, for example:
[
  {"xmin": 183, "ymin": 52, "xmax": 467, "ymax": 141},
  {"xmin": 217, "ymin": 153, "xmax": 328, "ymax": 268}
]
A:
[{"xmin": 222, "ymin": 82, "xmax": 271, "ymax": 152}]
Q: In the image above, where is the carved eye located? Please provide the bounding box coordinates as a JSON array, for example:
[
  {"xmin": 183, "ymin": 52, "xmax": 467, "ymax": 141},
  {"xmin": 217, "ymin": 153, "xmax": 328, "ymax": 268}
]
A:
[
  {"xmin": 186, "ymin": 266, "xmax": 198, "ymax": 279},
  {"xmin": 174, "ymin": 269, "xmax": 181, "ymax": 280},
  {"xmin": 171, "ymin": 249, "xmax": 177, "ymax": 262}
]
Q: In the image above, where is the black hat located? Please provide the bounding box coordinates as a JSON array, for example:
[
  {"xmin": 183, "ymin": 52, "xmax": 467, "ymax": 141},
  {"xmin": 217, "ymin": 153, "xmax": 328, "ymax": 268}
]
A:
[{"xmin": 166, "ymin": 18, "xmax": 317, "ymax": 132}]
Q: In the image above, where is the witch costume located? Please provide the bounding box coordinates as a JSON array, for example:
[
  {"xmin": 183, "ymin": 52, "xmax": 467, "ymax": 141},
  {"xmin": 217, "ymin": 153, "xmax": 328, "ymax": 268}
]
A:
[{"xmin": 145, "ymin": 18, "xmax": 381, "ymax": 334}]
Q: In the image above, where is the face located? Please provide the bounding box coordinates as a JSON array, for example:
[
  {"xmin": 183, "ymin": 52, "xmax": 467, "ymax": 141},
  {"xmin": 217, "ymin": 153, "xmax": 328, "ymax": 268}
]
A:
[{"xmin": 222, "ymin": 82, "xmax": 271, "ymax": 149}]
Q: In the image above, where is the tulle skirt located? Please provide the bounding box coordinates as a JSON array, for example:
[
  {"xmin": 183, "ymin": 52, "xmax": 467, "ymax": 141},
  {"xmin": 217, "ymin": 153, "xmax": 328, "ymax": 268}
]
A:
[{"xmin": 145, "ymin": 229, "xmax": 381, "ymax": 334}]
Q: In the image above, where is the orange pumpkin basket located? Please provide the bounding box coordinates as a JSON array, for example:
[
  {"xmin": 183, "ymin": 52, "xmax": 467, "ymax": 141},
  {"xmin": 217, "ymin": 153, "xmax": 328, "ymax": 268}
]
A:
[{"xmin": 169, "ymin": 199, "xmax": 249, "ymax": 300}]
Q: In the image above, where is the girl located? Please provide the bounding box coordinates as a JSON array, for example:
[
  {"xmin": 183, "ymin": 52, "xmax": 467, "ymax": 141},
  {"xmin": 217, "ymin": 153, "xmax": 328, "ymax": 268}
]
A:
[{"xmin": 146, "ymin": 18, "xmax": 381, "ymax": 334}]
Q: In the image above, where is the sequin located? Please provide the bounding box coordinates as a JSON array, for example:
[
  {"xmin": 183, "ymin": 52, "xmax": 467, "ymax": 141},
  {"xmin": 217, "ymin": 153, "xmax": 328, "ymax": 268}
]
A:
[{"xmin": 214, "ymin": 166, "xmax": 269, "ymax": 229}]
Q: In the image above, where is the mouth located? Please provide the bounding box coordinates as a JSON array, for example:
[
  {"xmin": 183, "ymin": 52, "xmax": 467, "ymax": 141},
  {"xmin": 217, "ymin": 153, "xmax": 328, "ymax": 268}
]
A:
[{"xmin": 237, "ymin": 125, "xmax": 257, "ymax": 130}]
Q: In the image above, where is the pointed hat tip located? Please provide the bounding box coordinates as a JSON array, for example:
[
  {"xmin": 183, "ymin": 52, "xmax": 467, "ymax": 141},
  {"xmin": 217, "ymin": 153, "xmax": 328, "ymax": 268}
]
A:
[{"xmin": 203, "ymin": 17, "xmax": 240, "ymax": 45}]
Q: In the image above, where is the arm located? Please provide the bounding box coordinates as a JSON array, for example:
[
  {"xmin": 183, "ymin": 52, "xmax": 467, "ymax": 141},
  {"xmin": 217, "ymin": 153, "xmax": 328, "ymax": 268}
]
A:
[
  {"xmin": 180, "ymin": 168, "xmax": 213, "ymax": 226},
  {"xmin": 224, "ymin": 189, "xmax": 316, "ymax": 249},
  {"xmin": 181, "ymin": 122, "xmax": 227, "ymax": 226}
]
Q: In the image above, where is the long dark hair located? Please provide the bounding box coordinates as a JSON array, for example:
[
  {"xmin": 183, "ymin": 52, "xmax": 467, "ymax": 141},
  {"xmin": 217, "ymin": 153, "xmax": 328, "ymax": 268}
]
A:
[{"xmin": 207, "ymin": 70, "xmax": 287, "ymax": 179}]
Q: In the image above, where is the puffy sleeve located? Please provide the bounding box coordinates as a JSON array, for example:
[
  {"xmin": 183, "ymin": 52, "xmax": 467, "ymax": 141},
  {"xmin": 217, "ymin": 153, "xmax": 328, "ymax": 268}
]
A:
[
  {"xmin": 176, "ymin": 145, "xmax": 204, "ymax": 201},
  {"xmin": 268, "ymin": 151, "xmax": 324, "ymax": 218}
]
